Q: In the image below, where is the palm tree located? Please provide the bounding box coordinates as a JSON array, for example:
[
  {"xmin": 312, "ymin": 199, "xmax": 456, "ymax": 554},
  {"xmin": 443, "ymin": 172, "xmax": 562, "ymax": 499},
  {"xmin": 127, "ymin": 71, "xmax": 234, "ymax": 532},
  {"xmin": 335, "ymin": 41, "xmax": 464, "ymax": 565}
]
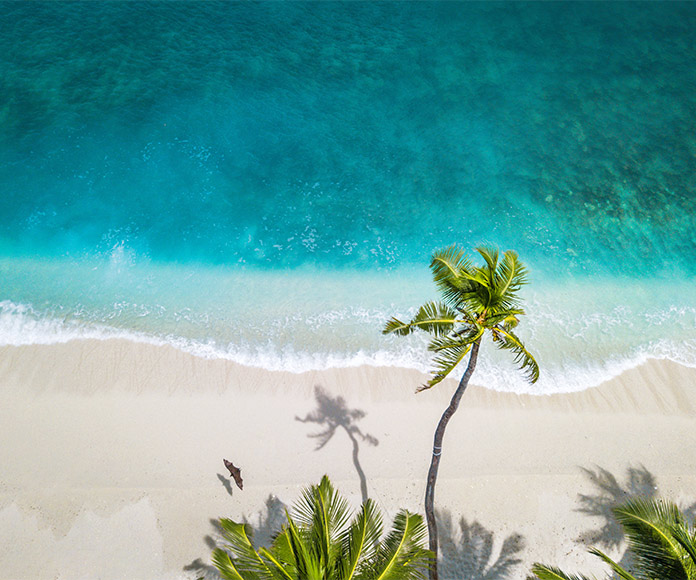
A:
[
  {"xmin": 531, "ymin": 497, "xmax": 696, "ymax": 580},
  {"xmin": 383, "ymin": 244, "xmax": 539, "ymax": 580},
  {"xmin": 212, "ymin": 475, "xmax": 431, "ymax": 580}
]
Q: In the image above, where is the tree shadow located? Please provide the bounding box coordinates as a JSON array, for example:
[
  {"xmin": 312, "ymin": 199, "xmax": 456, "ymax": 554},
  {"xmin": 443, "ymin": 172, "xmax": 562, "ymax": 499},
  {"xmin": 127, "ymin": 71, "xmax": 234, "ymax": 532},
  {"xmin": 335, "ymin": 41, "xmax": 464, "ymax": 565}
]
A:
[
  {"xmin": 575, "ymin": 464, "xmax": 658, "ymax": 550},
  {"xmin": 575, "ymin": 464, "xmax": 696, "ymax": 570},
  {"xmin": 183, "ymin": 494, "xmax": 288, "ymax": 580},
  {"xmin": 183, "ymin": 522, "xmax": 222, "ymax": 580},
  {"xmin": 242, "ymin": 494, "xmax": 287, "ymax": 549},
  {"xmin": 437, "ymin": 509, "xmax": 525, "ymax": 580},
  {"xmin": 296, "ymin": 385, "xmax": 378, "ymax": 502}
]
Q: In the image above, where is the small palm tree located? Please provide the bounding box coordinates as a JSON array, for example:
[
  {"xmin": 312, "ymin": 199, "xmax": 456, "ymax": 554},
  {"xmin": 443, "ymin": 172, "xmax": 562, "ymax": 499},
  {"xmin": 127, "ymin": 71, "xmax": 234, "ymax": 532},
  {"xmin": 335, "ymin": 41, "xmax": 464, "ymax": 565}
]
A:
[
  {"xmin": 383, "ymin": 244, "xmax": 539, "ymax": 580},
  {"xmin": 531, "ymin": 497, "xmax": 696, "ymax": 580},
  {"xmin": 212, "ymin": 475, "xmax": 431, "ymax": 580}
]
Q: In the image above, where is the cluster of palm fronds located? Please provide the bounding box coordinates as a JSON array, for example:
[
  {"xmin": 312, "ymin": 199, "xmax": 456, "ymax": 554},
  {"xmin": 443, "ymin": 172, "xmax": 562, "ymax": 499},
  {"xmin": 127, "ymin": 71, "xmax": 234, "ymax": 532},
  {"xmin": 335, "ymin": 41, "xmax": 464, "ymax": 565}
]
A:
[
  {"xmin": 383, "ymin": 245, "xmax": 538, "ymax": 390},
  {"xmin": 212, "ymin": 476, "xmax": 431, "ymax": 580},
  {"xmin": 532, "ymin": 498, "xmax": 696, "ymax": 580}
]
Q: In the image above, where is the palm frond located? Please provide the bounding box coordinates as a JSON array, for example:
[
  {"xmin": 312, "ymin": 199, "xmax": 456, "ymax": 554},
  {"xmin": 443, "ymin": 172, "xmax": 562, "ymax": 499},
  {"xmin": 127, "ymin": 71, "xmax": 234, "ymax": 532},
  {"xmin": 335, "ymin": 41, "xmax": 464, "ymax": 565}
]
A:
[
  {"xmin": 455, "ymin": 307, "xmax": 478, "ymax": 325},
  {"xmin": 258, "ymin": 542, "xmax": 297, "ymax": 580},
  {"xmin": 491, "ymin": 327, "xmax": 539, "ymax": 384},
  {"xmin": 613, "ymin": 498, "xmax": 691, "ymax": 580},
  {"xmin": 212, "ymin": 477, "xmax": 431, "ymax": 580},
  {"xmin": 670, "ymin": 524, "xmax": 696, "ymax": 571},
  {"xmin": 284, "ymin": 517, "xmax": 322, "ymax": 580},
  {"xmin": 211, "ymin": 548, "xmax": 248, "ymax": 580},
  {"xmin": 382, "ymin": 317, "xmax": 413, "ymax": 336},
  {"xmin": 420, "ymin": 337, "xmax": 478, "ymax": 392},
  {"xmin": 339, "ymin": 499, "xmax": 383, "ymax": 580},
  {"xmin": 369, "ymin": 510, "xmax": 430, "ymax": 580},
  {"xmin": 483, "ymin": 309, "xmax": 524, "ymax": 328},
  {"xmin": 430, "ymin": 245, "xmax": 469, "ymax": 284},
  {"xmin": 427, "ymin": 325, "xmax": 481, "ymax": 352},
  {"xmin": 476, "ymin": 246, "xmax": 499, "ymax": 284},
  {"xmin": 587, "ymin": 548, "xmax": 639, "ymax": 580},
  {"xmin": 490, "ymin": 250, "xmax": 528, "ymax": 310},
  {"xmin": 382, "ymin": 302, "xmax": 459, "ymax": 337},
  {"xmin": 213, "ymin": 520, "xmax": 274, "ymax": 580},
  {"xmin": 268, "ymin": 530, "xmax": 296, "ymax": 579},
  {"xmin": 293, "ymin": 475, "xmax": 351, "ymax": 567},
  {"xmin": 430, "ymin": 245, "xmax": 475, "ymax": 308},
  {"xmin": 529, "ymin": 563, "xmax": 594, "ymax": 580},
  {"xmin": 410, "ymin": 302, "xmax": 459, "ymax": 336}
]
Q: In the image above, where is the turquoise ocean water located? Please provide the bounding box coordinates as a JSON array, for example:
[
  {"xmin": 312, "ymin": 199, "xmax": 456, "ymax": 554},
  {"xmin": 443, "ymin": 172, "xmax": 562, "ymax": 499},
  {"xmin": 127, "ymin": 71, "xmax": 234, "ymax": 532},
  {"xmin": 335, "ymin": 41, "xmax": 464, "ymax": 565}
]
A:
[{"xmin": 1, "ymin": 1, "xmax": 695, "ymax": 393}]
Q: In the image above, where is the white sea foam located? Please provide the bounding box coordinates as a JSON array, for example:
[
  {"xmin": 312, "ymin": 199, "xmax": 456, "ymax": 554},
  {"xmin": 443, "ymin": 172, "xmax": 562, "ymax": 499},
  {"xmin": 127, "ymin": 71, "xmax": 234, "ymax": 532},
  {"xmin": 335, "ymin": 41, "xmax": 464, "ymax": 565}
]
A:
[
  {"xmin": 2, "ymin": 258, "xmax": 695, "ymax": 395},
  {"xmin": 1, "ymin": 295, "xmax": 694, "ymax": 395}
]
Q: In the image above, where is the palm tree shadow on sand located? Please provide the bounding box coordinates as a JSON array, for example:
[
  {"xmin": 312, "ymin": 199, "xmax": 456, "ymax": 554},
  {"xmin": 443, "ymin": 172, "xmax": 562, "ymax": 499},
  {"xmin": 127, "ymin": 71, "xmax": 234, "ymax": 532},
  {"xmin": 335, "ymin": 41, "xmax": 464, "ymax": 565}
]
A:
[
  {"xmin": 437, "ymin": 509, "xmax": 525, "ymax": 580},
  {"xmin": 184, "ymin": 494, "xmax": 287, "ymax": 580},
  {"xmin": 296, "ymin": 385, "xmax": 378, "ymax": 502},
  {"xmin": 575, "ymin": 464, "xmax": 696, "ymax": 570}
]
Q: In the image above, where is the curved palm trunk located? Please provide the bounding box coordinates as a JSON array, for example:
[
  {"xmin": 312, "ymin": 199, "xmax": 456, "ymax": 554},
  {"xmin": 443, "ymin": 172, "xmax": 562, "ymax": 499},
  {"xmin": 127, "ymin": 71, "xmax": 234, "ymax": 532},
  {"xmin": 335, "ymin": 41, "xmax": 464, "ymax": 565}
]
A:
[{"xmin": 425, "ymin": 338, "xmax": 481, "ymax": 580}]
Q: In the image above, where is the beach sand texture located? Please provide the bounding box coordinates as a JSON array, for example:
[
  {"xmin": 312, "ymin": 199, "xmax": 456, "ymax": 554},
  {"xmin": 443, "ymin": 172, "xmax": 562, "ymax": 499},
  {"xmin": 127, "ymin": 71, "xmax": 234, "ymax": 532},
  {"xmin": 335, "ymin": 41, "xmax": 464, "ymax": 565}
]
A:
[{"xmin": 1, "ymin": 339, "xmax": 695, "ymax": 580}]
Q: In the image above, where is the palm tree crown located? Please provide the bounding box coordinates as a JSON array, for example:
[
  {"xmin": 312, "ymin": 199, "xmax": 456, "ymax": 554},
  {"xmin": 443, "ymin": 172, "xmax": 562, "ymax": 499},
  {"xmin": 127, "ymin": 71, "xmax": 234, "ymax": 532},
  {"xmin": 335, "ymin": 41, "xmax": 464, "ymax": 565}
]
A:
[
  {"xmin": 532, "ymin": 497, "xmax": 696, "ymax": 580},
  {"xmin": 212, "ymin": 475, "xmax": 431, "ymax": 580},
  {"xmin": 384, "ymin": 245, "xmax": 539, "ymax": 390}
]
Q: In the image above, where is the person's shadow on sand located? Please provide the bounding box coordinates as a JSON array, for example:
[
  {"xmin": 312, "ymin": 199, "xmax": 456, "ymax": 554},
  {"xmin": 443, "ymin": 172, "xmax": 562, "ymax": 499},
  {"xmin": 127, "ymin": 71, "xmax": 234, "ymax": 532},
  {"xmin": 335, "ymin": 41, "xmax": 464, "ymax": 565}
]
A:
[
  {"xmin": 296, "ymin": 385, "xmax": 378, "ymax": 502},
  {"xmin": 437, "ymin": 509, "xmax": 525, "ymax": 580},
  {"xmin": 216, "ymin": 473, "xmax": 235, "ymax": 497}
]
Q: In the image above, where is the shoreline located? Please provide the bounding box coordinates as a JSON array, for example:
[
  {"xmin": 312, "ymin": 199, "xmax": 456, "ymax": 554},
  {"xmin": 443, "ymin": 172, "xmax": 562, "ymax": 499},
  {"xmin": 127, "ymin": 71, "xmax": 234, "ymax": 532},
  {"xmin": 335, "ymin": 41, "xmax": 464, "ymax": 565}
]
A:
[
  {"xmin": 1, "ymin": 339, "xmax": 696, "ymax": 579},
  {"xmin": 1, "ymin": 318, "xmax": 694, "ymax": 395}
]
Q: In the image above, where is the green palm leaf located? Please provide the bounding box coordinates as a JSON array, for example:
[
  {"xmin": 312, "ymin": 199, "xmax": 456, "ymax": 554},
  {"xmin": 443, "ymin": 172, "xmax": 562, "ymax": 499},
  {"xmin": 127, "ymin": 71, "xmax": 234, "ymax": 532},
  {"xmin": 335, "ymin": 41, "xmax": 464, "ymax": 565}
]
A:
[
  {"xmin": 484, "ymin": 309, "xmax": 524, "ymax": 328},
  {"xmin": 383, "ymin": 316, "xmax": 413, "ymax": 336},
  {"xmin": 368, "ymin": 510, "xmax": 430, "ymax": 580},
  {"xmin": 211, "ymin": 548, "xmax": 248, "ymax": 580},
  {"xmin": 420, "ymin": 339, "xmax": 475, "ymax": 391},
  {"xmin": 613, "ymin": 498, "xmax": 691, "ymax": 580},
  {"xmin": 491, "ymin": 327, "xmax": 540, "ymax": 383},
  {"xmin": 284, "ymin": 517, "xmax": 325, "ymax": 580},
  {"xmin": 476, "ymin": 246, "xmax": 499, "ymax": 284},
  {"xmin": 339, "ymin": 499, "xmax": 383, "ymax": 580},
  {"xmin": 587, "ymin": 548, "xmax": 639, "ymax": 580},
  {"xmin": 293, "ymin": 475, "xmax": 351, "ymax": 572},
  {"xmin": 430, "ymin": 245, "xmax": 474, "ymax": 308},
  {"xmin": 382, "ymin": 302, "xmax": 459, "ymax": 337},
  {"xmin": 491, "ymin": 250, "xmax": 528, "ymax": 310},
  {"xmin": 259, "ymin": 543, "xmax": 297, "ymax": 580},
  {"xmin": 530, "ymin": 563, "xmax": 594, "ymax": 580},
  {"xmin": 671, "ymin": 524, "xmax": 696, "ymax": 572},
  {"xmin": 213, "ymin": 520, "xmax": 274, "ymax": 580}
]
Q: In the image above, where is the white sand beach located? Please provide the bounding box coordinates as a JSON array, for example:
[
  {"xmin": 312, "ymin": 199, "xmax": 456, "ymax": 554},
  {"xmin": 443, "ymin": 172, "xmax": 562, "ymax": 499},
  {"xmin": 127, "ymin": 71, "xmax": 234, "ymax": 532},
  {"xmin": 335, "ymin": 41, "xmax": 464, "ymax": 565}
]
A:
[{"xmin": 1, "ymin": 339, "xmax": 695, "ymax": 579}]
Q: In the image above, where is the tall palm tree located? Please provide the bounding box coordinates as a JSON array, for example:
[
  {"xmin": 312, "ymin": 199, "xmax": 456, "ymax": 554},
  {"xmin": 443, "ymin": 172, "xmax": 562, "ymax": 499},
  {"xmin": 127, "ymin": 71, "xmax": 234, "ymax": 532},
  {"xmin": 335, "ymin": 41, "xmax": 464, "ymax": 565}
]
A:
[
  {"xmin": 531, "ymin": 497, "xmax": 696, "ymax": 580},
  {"xmin": 383, "ymin": 244, "xmax": 539, "ymax": 580},
  {"xmin": 212, "ymin": 475, "xmax": 431, "ymax": 580}
]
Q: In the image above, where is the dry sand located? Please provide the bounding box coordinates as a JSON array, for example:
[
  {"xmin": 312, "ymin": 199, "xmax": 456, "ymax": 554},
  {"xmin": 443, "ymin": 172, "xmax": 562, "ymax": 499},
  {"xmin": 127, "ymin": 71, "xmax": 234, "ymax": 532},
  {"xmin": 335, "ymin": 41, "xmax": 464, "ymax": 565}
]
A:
[{"xmin": 1, "ymin": 339, "xmax": 695, "ymax": 579}]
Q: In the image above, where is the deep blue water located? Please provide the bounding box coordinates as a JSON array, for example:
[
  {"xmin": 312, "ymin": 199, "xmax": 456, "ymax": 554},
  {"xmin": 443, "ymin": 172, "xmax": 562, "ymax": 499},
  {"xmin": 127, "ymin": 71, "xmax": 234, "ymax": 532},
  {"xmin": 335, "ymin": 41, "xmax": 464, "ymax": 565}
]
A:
[{"xmin": 1, "ymin": 1, "xmax": 695, "ymax": 393}]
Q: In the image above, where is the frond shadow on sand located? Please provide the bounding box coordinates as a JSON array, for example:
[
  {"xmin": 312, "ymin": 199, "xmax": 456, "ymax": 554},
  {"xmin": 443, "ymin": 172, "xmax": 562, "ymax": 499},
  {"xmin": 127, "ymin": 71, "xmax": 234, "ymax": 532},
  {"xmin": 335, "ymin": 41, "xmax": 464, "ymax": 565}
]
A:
[
  {"xmin": 183, "ymin": 493, "xmax": 287, "ymax": 580},
  {"xmin": 437, "ymin": 509, "xmax": 525, "ymax": 580},
  {"xmin": 574, "ymin": 464, "xmax": 696, "ymax": 570}
]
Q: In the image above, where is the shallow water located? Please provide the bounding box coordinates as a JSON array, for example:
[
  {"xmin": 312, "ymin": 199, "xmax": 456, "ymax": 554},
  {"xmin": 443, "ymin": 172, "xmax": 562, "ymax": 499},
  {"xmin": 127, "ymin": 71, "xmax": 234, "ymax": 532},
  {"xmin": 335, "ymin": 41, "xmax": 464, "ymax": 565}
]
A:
[{"xmin": 1, "ymin": 1, "xmax": 695, "ymax": 393}]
